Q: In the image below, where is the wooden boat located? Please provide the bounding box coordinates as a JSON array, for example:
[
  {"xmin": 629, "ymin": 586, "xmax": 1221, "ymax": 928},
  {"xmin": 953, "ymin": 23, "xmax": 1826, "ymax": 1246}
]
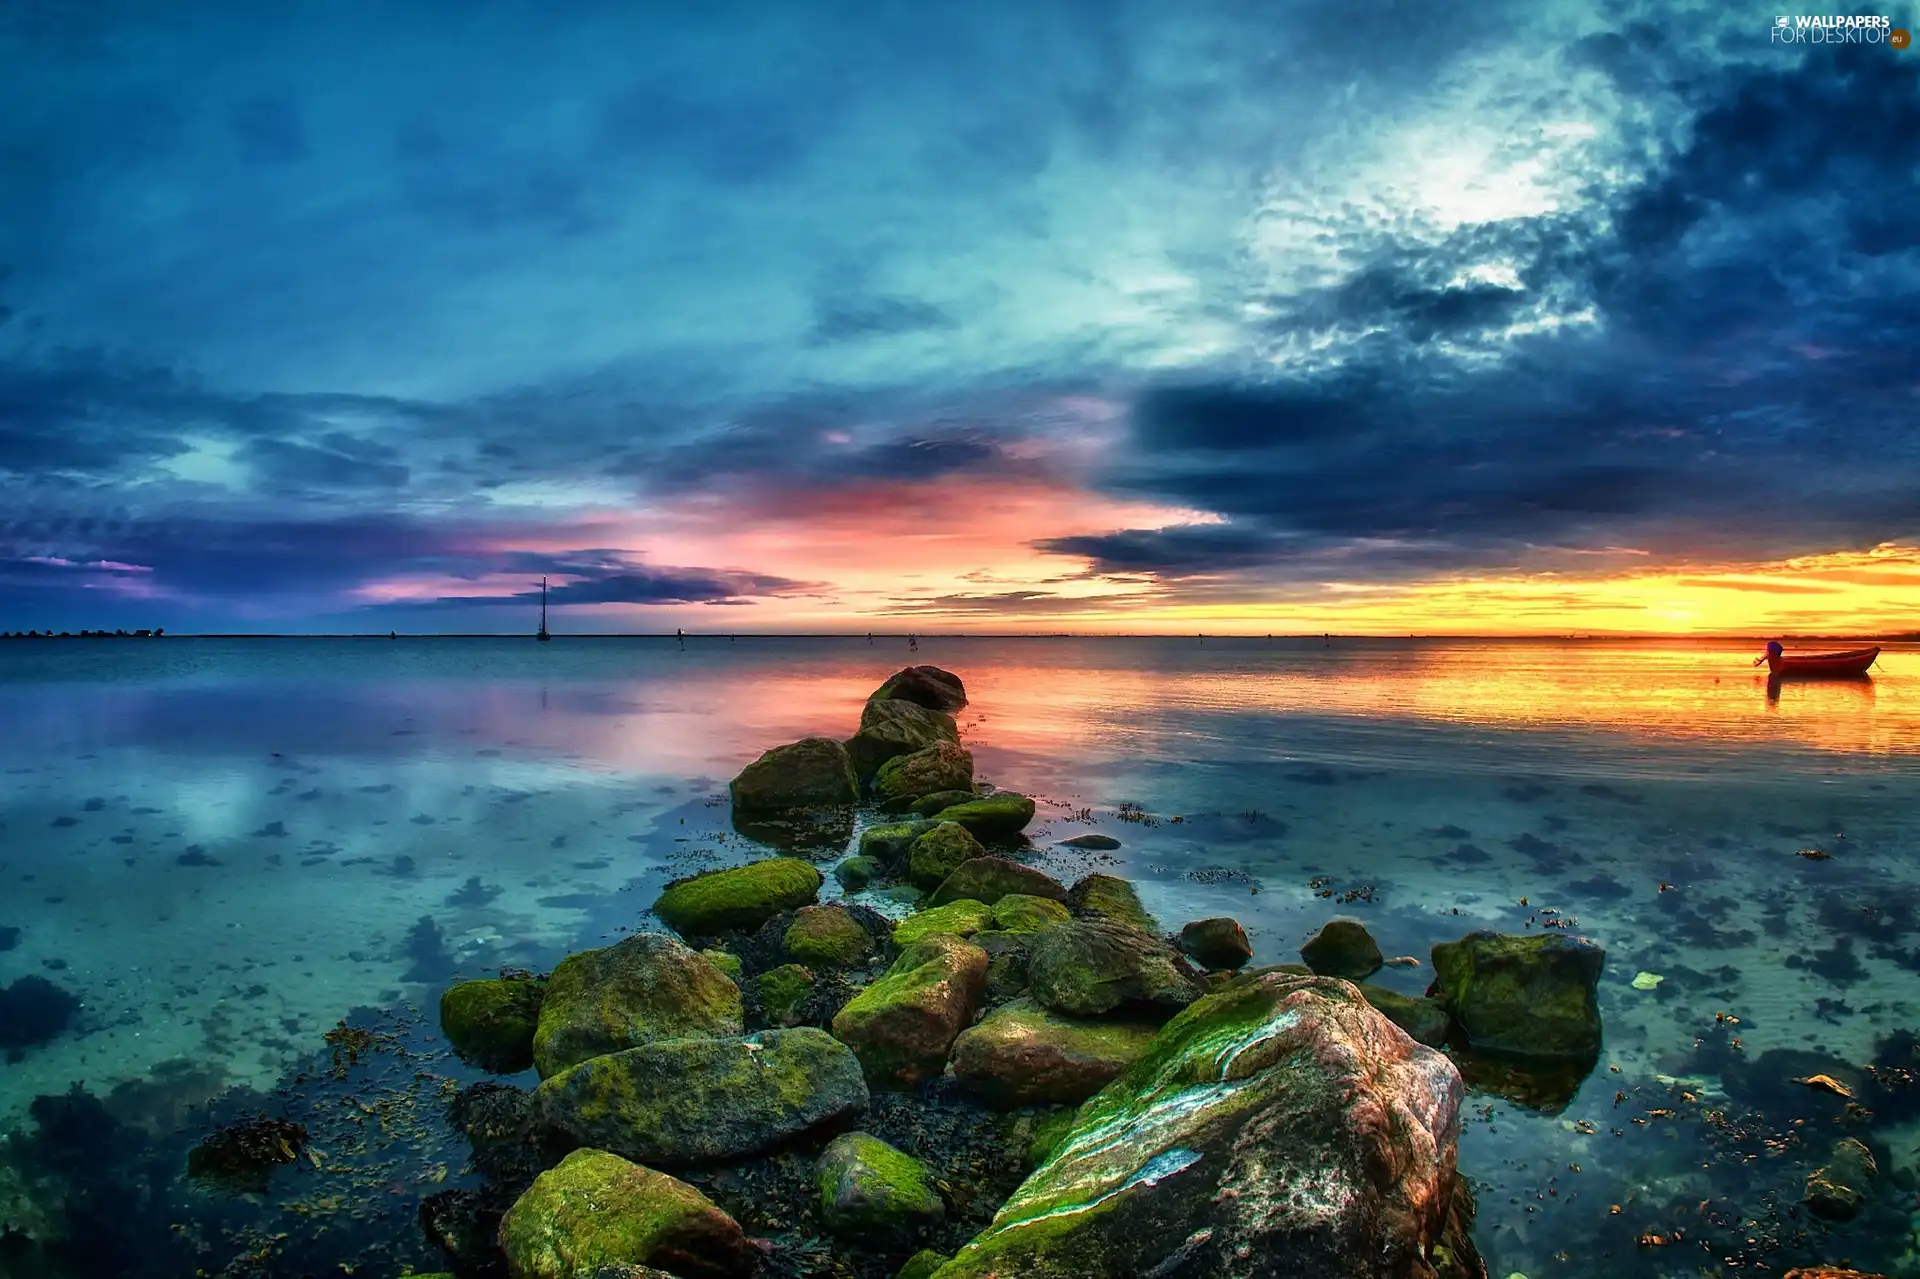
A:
[{"xmin": 1759, "ymin": 645, "xmax": 1879, "ymax": 677}]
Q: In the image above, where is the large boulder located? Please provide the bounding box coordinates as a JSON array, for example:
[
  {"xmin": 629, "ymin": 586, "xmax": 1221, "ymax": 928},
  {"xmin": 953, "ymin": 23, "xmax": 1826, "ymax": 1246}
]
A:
[
  {"xmin": 950, "ymin": 996, "xmax": 1158, "ymax": 1107},
  {"xmin": 892, "ymin": 899, "xmax": 994, "ymax": 947},
  {"xmin": 832, "ymin": 932, "xmax": 988, "ymax": 1088},
  {"xmin": 1065, "ymin": 874, "xmax": 1159, "ymax": 935},
  {"xmin": 875, "ymin": 741, "xmax": 975, "ymax": 805},
  {"xmin": 652, "ymin": 858, "xmax": 823, "ymax": 937},
  {"xmin": 441, "ymin": 974, "xmax": 546, "ymax": 1074},
  {"xmin": 1427, "ymin": 930, "xmax": 1604, "ymax": 1060},
  {"xmin": 534, "ymin": 1027, "xmax": 869, "ymax": 1168},
  {"xmin": 1300, "ymin": 918, "xmax": 1383, "ymax": 981},
  {"xmin": 926, "ymin": 856, "xmax": 1066, "ymax": 908},
  {"xmin": 1178, "ymin": 917, "xmax": 1253, "ymax": 971},
  {"xmin": 847, "ymin": 697, "xmax": 961, "ymax": 780},
  {"xmin": 871, "ymin": 665, "xmax": 968, "ymax": 713},
  {"xmin": 1025, "ymin": 919, "xmax": 1205, "ymax": 1019},
  {"xmin": 930, "ymin": 972, "xmax": 1468, "ymax": 1279},
  {"xmin": 729, "ymin": 737, "xmax": 859, "ymax": 812},
  {"xmin": 785, "ymin": 904, "xmax": 873, "ymax": 968},
  {"xmin": 907, "ymin": 822, "xmax": 987, "ymax": 890},
  {"xmin": 532, "ymin": 934, "xmax": 742, "ymax": 1078},
  {"xmin": 498, "ymin": 1148, "xmax": 755, "ymax": 1279},
  {"xmin": 1805, "ymin": 1137, "xmax": 1878, "ymax": 1222},
  {"xmin": 815, "ymin": 1131, "xmax": 946, "ymax": 1237},
  {"xmin": 925, "ymin": 793, "xmax": 1035, "ymax": 840}
]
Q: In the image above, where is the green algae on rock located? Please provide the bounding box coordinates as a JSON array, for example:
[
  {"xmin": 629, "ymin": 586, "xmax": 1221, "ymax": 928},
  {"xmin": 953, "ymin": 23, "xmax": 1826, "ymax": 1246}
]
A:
[
  {"xmin": 859, "ymin": 819, "xmax": 936, "ymax": 864},
  {"xmin": 895, "ymin": 1249, "xmax": 952, "ymax": 1279},
  {"xmin": 729, "ymin": 736, "xmax": 860, "ymax": 812},
  {"xmin": 874, "ymin": 741, "xmax": 975, "ymax": 805},
  {"xmin": 533, "ymin": 1027, "xmax": 869, "ymax": 1168},
  {"xmin": 785, "ymin": 904, "xmax": 873, "ymax": 968},
  {"xmin": 847, "ymin": 697, "xmax": 961, "ymax": 780},
  {"xmin": 652, "ymin": 858, "xmax": 824, "ymax": 937},
  {"xmin": 930, "ymin": 971, "xmax": 1470, "ymax": 1279},
  {"xmin": 531, "ymin": 933, "xmax": 742, "ymax": 1079},
  {"xmin": 910, "ymin": 789, "xmax": 977, "ymax": 817},
  {"xmin": 926, "ymin": 856, "xmax": 1065, "ymax": 908},
  {"xmin": 1428, "ymin": 929, "xmax": 1604, "ymax": 1060},
  {"xmin": 832, "ymin": 932, "xmax": 988, "ymax": 1088},
  {"xmin": 893, "ymin": 899, "xmax": 994, "ymax": 947},
  {"xmin": 1025, "ymin": 919, "xmax": 1204, "ymax": 1019},
  {"xmin": 1176, "ymin": 917, "xmax": 1252, "ymax": 971},
  {"xmin": 991, "ymin": 893, "xmax": 1071, "ymax": 934},
  {"xmin": 498, "ymin": 1148, "xmax": 755, "ymax": 1279},
  {"xmin": 1356, "ymin": 982, "xmax": 1452, "ymax": 1048},
  {"xmin": 1299, "ymin": 917, "xmax": 1384, "ymax": 981},
  {"xmin": 699, "ymin": 949, "xmax": 743, "ymax": 981},
  {"xmin": 834, "ymin": 856, "xmax": 879, "ymax": 892},
  {"xmin": 925, "ymin": 793, "xmax": 1036, "ymax": 840},
  {"xmin": 815, "ymin": 1131, "xmax": 946, "ymax": 1236},
  {"xmin": 752, "ymin": 963, "xmax": 818, "ymax": 1028},
  {"xmin": 439, "ymin": 974, "xmax": 545, "ymax": 1074},
  {"xmin": 1025, "ymin": 1107, "xmax": 1079, "ymax": 1169},
  {"xmin": 950, "ymin": 997, "xmax": 1157, "ymax": 1107},
  {"xmin": 870, "ymin": 664, "xmax": 968, "ymax": 713},
  {"xmin": 1064, "ymin": 874, "xmax": 1159, "ymax": 935},
  {"xmin": 906, "ymin": 821, "xmax": 988, "ymax": 890}
]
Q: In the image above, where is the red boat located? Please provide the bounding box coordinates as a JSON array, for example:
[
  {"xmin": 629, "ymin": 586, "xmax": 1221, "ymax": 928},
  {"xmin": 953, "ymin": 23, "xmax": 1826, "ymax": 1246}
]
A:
[{"xmin": 1757, "ymin": 644, "xmax": 1880, "ymax": 677}]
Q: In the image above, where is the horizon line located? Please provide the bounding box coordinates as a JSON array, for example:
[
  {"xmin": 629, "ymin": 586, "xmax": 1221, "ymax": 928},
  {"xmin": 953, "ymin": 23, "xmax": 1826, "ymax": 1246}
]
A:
[{"xmin": 4, "ymin": 630, "xmax": 1916, "ymax": 642}]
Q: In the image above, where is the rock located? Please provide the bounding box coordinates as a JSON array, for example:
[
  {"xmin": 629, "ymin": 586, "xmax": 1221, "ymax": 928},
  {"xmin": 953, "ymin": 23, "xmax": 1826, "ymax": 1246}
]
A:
[
  {"xmin": 1177, "ymin": 917, "xmax": 1253, "ymax": 971},
  {"xmin": 927, "ymin": 856, "xmax": 1065, "ymax": 908},
  {"xmin": 534, "ymin": 1028, "xmax": 869, "ymax": 1168},
  {"xmin": 532, "ymin": 933, "xmax": 743, "ymax": 1078},
  {"xmin": 1025, "ymin": 1108, "xmax": 1078, "ymax": 1169},
  {"xmin": 950, "ymin": 996, "xmax": 1157, "ymax": 1107},
  {"xmin": 752, "ymin": 964, "xmax": 817, "ymax": 1028},
  {"xmin": 815, "ymin": 1131, "xmax": 946, "ymax": 1236},
  {"xmin": 1025, "ymin": 919, "xmax": 1204, "ymax": 1019},
  {"xmin": 1057, "ymin": 833, "xmax": 1121, "ymax": 850},
  {"xmin": 729, "ymin": 736, "xmax": 859, "ymax": 812},
  {"xmin": 832, "ymin": 933, "xmax": 988, "ymax": 1088},
  {"xmin": 699, "ymin": 949, "xmax": 743, "ymax": 981},
  {"xmin": 893, "ymin": 899, "xmax": 994, "ymax": 947},
  {"xmin": 847, "ymin": 697, "xmax": 961, "ymax": 779},
  {"xmin": 910, "ymin": 790, "xmax": 977, "ymax": 817},
  {"xmin": 897, "ymin": 1251, "xmax": 952, "ymax": 1279},
  {"xmin": 925, "ymin": 793, "xmax": 1036, "ymax": 840},
  {"xmin": 875, "ymin": 741, "xmax": 975, "ymax": 805},
  {"xmin": 785, "ymin": 904, "xmax": 872, "ymax": 968},
  {"xmin": 1357, "ymin": 983, "xmax": 1453, "ymax": 1048},
  {"xmin": 652, "ymin": 858, "xmax": 824, "ymax": 937},
  {"xmin": 860, "ymin": 819, "xmax": 936, "ymax": 864},
  {"xmin": 1805, "ymin": 1136, "xmax": 1878, "ymax": 1221},
  {"xmin": 991, "ymin": 893, "xmax": 1071, "ymax": 934},
  {"xmin": 1065, "ymin": 874, "xmax": 1159, "ymax": 934},
  {"xmin": 834, "ymin": 856, "xmax": 879, "ymax": 892},
  {"xmin": 497, "ymin": 1148, "xmax": 755, "ymax": 1279},
  {"xmin": 871, "ymin": 665, "xmax": 968, "ymax": 712},
  {"xmin": 1428, "ymin": 930, "xmax": 1604, "ymax": 1060},
  {"xmin": 440, "ymin": 975, "xmax": 545, "ymax": 1074},
  {"xmin": 930, "ymin": 971, "xmax": 1466, "ymax": 1279},
  {"xmin": 907, "ymin": 822, "xmax": 987, "ymax": 889},
  {"xmin": 1300, "ymin": 918, "xmax": 1384, "ymax": 981},
  {"xmin": 1783, "ymin": 1270, "xmax": 1894, "ymax": 1279}
]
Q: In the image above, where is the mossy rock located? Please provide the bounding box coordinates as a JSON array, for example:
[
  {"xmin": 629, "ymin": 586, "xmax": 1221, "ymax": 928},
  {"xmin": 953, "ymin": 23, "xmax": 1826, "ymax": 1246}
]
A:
[
  {"xmin": 497, "ymin": 1148, "xmax": 755, "ymax": 1279},
  {"xmin": 892, "ymin": 899, "xmax": 993, "ymax": 947},
  {"xmin": 896, "ymin": 1251, "xmax": 951, "ymax": 1279},
  {"xmin": 951, "ymin": 996, "xmax": 1158, "ymax": 1107},
  {"xmin": 816, "ymin": 1131, "xmax": 945, "ymax": 1236},
  {"xmin": 700, "ymin": 949, "xmax": 743, "ymax": 981},
  {"xmin": 926, "ymin": 856, "xmax": 1065, "ymax": 908},
  {"xmin": 834, "ymin": 856, "xmax": 879, "ymax": 892},
  {"xmin": 910, "ymin": 790, "xmax": 977, "ymax": 817},
  {"xmin": 1429, "ymin": 929, "xmax": 1603, "ymax": 1061},
  {"xmin": 1300, "ymin": 918, "xmax": 1383, "ymax": 981},
  {"xmin": 1356, "ymin": 983, "xmax": 1451, "ymax": 1047},
  {"xmin": 859, "ymin": 819, "xmax": 936, "ymax": 865},
  {"xmin": 832, "ymin": 933, "xmax": 988, "ymax": 1088},
  {"xmin": 752, "ymin": 964, "xmax": 818, "ymax": 1028},
  {"xmin": 439, "ymin": 975, "xmax": 545, "ymax": 1074},
  {"xmin": 1026, "ymin": 1107, "xmax": 1079, "ymax": 1169},
  {"xmin": 532, "ymin": 933, "xmax": 742, "ymax": 1078},
  {"xmin": 1025, "ymin": 919, "xmax": 1204, "ymax": 1019},
  {"xmin": 785, "ymin": 905, "xmax": 872, "ymax": 968},
  {"xmin": 729, "ymin": 736, "xmax": 859, "ymax": 812},
  {"xmin": 870, "ymin": 665, "xmax": 968, "ymax": 712},
  {"xmin": 907, "ymin": 822, "xmax": 986, "ymax": 890},
  {"xmin": 991, "ymin": 894, "xmax": 1071, "ymax": 934},
  {"xmin": 653, "ymin": 858, "xmax": 823, "ymax": 937},
  {"xmin": 926, "ymin": 793, "xmax": 1035, "ymax": 840},
  {"xmin": 875, "ymin": 741, "xmax": 975, "ymax": 805},
  {"xmin": 847, "ymin": 697, "xmax": 961, "ymax": 780},
  {"xmin": 1065, "ymin": 874, "xmax": 1159, "ymax": 935}
]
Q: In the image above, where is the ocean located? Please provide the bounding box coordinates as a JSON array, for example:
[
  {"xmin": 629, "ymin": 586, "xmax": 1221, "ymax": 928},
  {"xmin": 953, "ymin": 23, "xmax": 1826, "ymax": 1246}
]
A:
[{"xmin": 2, "ymin": 635, "xmax": 1917, "ymax": 1276}]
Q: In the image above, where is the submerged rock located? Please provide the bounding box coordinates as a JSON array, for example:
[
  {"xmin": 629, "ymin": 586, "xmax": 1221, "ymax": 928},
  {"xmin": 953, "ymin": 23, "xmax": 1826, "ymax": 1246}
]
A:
[
  {"xmin": 652, "ymin": 858, "xmax": 824, "ymax": 937},
  {"xmin": 927, "ymin": 856, "xmax": 1065, "ymax": 908},
  {"xmin": 925, "ymin": 793, "xmax": 1036, "ymax": 840},
  {"xmin": 1025, "ymin": 919, "xmax": 1205, "ymax": 1019},
  {"xmin": 1805, "ymin": 1136, "xmax": 1878, "ymax": 1221},
  {"xmin": 532, "ymin": 933, "xmax": 742, "ymax": 1078},
  {"xmin": 871, "ymin": 665, "xmax": 969, "ymax": 713},
  {"xmin": 875, "ymin": 741, "xmax": 975, "ymax": 805},
  {"xmin": 1066, "ymin": 874, "xmax": 1159, "ymax": 935},
  {"xmin": 991, "ymin": 893, "xmax": 1071, "ymax": 934},
  {"xmin": 815, "ymin": 1131, "xmax": 946, "ymax": 1236},
  {"xmin": 498, "ymin": 1148, "xmax": 755, "ymax": 1279},
  {"xmin": 1428, "ymin": 929, "xmax": 1604, "ymax": 1060},
  {"xmin": 534, "ymin": 1028, "xmax": 869, "ymax": 1168},
  {"xmin": 440, "ymin": 974, "xmax": 546, "ymax": 1074},
  {"xmin": 931, "ymin": 971, "xmax": 1468, "ymax": 1279},
  {"xmin": 1178, "ymin": 917, "xmax": 1253, "ymax": 971},
  {"xmin": 1057, "ymin": 833, "xmax": 1121, "ymax": 851},
  {"xmin": 908, "ymin": 821, "xmax": 987, "ymax": 890},
  {"xmin": 833, "ymin": 932, "xmax": 988, "ymax": 1088},
  {"xmin": 785, "ymin": 904, "xmax": 873, "ymax": 968},
  {"xmin": 950, "ymin": 996, "xmax": 1158, "ymax": 1107},
  {"xmin": 729, "ymin": 736, "xmax": 860, "ymax": 812},
  {"xmin": 893, "ymin": 899, "xmax": 994, "ymax": 947},
  {"xmin": 1300, "ymin": 917, "xmax": 1384, "ymax": 981},
  {"xmin": 847, "ymin": 697, "xmax": 961, "ymax": 779}
]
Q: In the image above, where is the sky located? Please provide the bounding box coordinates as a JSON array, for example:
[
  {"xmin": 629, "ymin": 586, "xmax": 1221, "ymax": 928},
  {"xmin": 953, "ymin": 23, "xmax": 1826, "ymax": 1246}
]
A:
[{"xmin": 2, "ymin": 0, "xmax": 1918, "ymax": 636}]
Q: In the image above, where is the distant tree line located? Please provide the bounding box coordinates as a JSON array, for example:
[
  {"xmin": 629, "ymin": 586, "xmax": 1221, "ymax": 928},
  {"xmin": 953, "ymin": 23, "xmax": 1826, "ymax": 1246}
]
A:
[{"xmin": 1, "ymin": 628, "xmax": 165, "ymax": 638}]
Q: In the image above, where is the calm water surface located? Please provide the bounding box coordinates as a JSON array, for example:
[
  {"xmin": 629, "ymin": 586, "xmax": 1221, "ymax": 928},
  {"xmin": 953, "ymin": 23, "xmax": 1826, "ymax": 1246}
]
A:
[{"xmin": 3, "ymin": 636, "xmax": 1918, "ymax": 1275}]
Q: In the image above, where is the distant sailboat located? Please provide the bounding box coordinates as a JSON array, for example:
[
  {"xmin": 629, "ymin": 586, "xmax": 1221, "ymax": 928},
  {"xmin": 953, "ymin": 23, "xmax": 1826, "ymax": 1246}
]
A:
[{"xmin": 537, "ymin": 577, "xmax": 552, "ymax": 642}]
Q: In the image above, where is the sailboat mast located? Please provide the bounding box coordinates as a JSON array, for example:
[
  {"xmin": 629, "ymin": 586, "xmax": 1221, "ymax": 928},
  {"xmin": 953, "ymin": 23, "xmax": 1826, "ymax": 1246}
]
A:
[{"xmin": 538, "ymin": 576, "xmax": 550, "ymax": 640}]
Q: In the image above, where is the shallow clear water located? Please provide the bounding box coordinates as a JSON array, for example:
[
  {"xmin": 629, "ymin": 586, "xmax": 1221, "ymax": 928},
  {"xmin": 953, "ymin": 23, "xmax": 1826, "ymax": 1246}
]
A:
[{"xmin": 3, "ymin": 635, "xmax": 1919, "ymax": 1275}]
